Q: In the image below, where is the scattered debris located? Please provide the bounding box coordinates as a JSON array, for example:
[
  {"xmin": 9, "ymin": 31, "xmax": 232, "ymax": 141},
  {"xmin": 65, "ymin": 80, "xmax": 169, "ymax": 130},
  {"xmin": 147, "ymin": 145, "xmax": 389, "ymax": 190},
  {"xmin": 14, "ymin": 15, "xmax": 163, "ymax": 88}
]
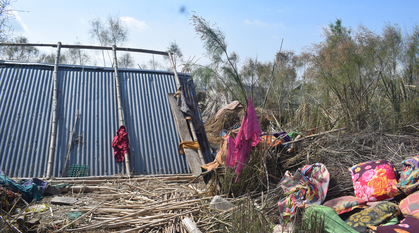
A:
[{"xmin": 50, "ymin": 197, "xmax": 78, "ymax": 205}]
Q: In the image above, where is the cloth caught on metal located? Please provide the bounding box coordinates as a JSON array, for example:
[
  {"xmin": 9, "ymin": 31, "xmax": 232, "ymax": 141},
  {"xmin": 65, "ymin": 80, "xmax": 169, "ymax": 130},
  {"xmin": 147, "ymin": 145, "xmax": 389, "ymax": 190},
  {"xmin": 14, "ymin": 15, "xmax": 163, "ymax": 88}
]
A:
[
  {"xmin": 175, "ymin": 87, "xmax": 203, "ymax": 134},
  {"xmin": 225, "ymin": 97, "xmax": 261, "ymax": 182},
  {"xmin": 277, "ymin": 163, "xmax": 330, "ymax": 224},
  {"xmin": 178, "ymin": 141, "xmax": 200, "ymax": 155},
  {"xmin": 112, "ymin": 125, "xmax": 130, "ymax": 162}
]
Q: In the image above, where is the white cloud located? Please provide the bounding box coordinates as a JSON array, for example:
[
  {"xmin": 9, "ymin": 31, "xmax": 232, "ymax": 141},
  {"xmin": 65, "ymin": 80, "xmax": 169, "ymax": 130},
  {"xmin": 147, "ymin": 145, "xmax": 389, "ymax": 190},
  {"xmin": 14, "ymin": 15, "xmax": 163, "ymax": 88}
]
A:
[
  {"xmin": 12, "ymin": 11, "xmax": 30, "ymax": 34},
  {"xmin": 244, "ymin": 19, "xmax": 267, "ymax": 27},
  {"xmin": 120, "ymin": 16, "xmax": 148, "ymax": 32}
]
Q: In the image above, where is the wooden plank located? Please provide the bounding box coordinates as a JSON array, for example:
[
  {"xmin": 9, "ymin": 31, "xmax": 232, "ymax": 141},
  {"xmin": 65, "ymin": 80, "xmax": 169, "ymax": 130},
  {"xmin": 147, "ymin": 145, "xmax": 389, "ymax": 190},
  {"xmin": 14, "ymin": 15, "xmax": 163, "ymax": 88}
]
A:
[
  {"xmin": 51, "ymin": 197, "xmax": 78, "ymax": 205},
  {"xmin": 167, "ymin": 93, "xmax": 202, "ymax": 175}
]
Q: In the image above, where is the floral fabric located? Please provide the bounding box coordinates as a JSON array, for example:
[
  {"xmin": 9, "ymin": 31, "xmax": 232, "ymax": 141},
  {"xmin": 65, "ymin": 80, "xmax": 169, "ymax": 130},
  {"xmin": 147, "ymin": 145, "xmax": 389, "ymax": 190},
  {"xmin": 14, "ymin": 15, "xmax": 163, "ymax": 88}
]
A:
[
  {"xmin": 397, "ymin": 155, "xmax": 419, "ymax": 195},
  {"xmin": 323, "ymin": 196, "xmax": 367, "ymax": 215},
  {"xmin": 399, "ymin": 191, "xmax": 419, "ymax": 219},
  {"xmin": 345, "ymin": 201, "xmax": 400, "ymax": 232},
  {"xmin": 277, "ymin": 163, "xmax": 330, "ymax": 224},
  {"xmin": 369, "ymin": 216, "xmax": 419, "ymax": 233},
  {"xmin": 349, "ymin": 160, "xmax": 400, "ymax": 202}
]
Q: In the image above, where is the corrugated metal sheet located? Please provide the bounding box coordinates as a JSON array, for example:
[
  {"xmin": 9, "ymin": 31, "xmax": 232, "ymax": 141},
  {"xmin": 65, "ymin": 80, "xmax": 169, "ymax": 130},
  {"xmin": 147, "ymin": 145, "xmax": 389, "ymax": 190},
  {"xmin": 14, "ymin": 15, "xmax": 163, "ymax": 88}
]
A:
[{"xmin": 0, "ymin": 62, "xmax": 211, "ymax": 178}]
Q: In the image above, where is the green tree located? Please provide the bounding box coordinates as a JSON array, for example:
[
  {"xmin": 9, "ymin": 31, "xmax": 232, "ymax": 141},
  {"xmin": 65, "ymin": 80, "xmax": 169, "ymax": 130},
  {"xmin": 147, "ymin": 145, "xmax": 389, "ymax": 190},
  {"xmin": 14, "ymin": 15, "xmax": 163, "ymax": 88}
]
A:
[
  {"xmin": 118, "ymin": 53, "xmax": 134, "ymax": 68},
  {"xmin": 89, "ymin": 15, "xmax": 129, "ymax": 66},
  {"xmin": 165, "ymin": 40, "xmax": 183, "ymax": 70},
  {"xmin": 2, "ymin": 36, "xmax": 39, "ymax": 61},
  {"xmin": 37, "ymin": 51, "xmax": 67, "ymax": 64},
  {"xmin": 0, "ymin": 0, "xmax": 14, "ymax": 43},
  {"xmin": 191, "ymin": 13, "xmax": 248, "ymax": 107},
  {"xmin": 66, "ymin": 41, "xmax": 90, "ymax": 65}
]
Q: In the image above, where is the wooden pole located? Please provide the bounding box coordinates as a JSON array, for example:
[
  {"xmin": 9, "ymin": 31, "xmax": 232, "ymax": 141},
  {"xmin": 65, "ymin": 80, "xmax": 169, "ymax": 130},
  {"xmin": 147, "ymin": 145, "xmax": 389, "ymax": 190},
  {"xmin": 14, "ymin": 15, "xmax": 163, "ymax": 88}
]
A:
[
  {"xmin": 186, "ymin": 116, "xmax": 205, "ymax": 165},
  {"xmin": 0, "ymin": 43, "xmax": 168, "ymax": 55},
  {"xmin": 46, "ymin": 41, "xmax": 61, "ymax": 178},
  {"xmin": 112, "ymin": 45, "xmax": 131, "ymax": 176},
  {"xmin": 168, "ymin": 52, "xmax": 205, "ymax": 166},
  {"xmin": 62, "ymin": 110, "xmax": 80, "ymax": 175}
]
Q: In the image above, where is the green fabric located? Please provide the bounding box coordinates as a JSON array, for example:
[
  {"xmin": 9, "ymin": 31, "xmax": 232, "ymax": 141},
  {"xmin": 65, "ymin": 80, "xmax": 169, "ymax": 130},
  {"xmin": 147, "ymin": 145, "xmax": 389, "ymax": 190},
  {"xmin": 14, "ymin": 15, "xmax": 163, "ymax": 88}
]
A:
[
  {"xmin": 303, "ymin": 205, "xmax": 357, "ymax": 233},
  {"xmin": 0, "ymin": 172, "xmax": 43, "ymax": 202},
  {"xmin": 382, "ymin": 216, "xmax": 399, "ymax": 226},
  {"xmin": 288, "ymin": 131, "xmax": 301, "ymax": 139}
]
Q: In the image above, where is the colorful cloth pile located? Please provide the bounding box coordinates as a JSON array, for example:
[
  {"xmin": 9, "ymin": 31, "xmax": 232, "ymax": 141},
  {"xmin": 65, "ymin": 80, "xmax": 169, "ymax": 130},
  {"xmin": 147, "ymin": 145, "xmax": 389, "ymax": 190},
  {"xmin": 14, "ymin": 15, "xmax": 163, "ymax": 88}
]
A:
[
  {"xmin": 276, "ymin": 155, "xmax": 419, "ymax": 232},
  {"xmin": 277, "ymin": 163, "xmax": 330, "ymax": 224},
  {"xmin": 398, "ymin": 155, "xmax": 419, "ymax": 195},
  {"xmin": 0, "ymin": 171, "xmax": 46, "ymax": 202}
]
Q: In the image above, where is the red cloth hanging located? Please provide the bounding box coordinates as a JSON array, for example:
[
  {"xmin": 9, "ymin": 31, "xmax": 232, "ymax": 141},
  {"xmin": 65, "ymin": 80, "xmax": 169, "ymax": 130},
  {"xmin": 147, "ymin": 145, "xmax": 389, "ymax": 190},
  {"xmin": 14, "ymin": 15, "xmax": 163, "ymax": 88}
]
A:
[
  {"xmin": 225, "ymin": 97, "xmax": 261, "ymax": 182},
  {"xmin": 112, "ymin": 125, "xmax": 130, "ymax": 162}
]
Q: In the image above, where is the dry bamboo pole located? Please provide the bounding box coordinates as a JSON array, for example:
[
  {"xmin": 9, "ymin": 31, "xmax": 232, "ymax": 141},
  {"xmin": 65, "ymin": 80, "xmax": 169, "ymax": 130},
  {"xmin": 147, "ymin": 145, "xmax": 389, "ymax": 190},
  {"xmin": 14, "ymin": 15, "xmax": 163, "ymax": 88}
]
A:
[
  {"xmin": 116, "ymin": 209, "xmax": 199, "ymax": 233},
  {"xmin": 186, "ymin": 116, "xmax": 205, "ymax": 165},
  {"xmin": 63, "ymin": 110, "xmax": 80, "ymax": 175},
  {"xmin": 56, "ymin": 201, "xmax": 104, "ymax": 232},
  {"xmin": 49, "ymin": 177, "xmax": 196, "ymax": 184},
  {"xmin": 112, "ymin": 45, "xmax": 131, "ymax": 177},
  {"xmin": 50, "ymin": 174, "xmax": 196, "ymax": 181},
  {"xmin": 0, "ymin": 43, "xmax": 168, "ymax": 55},
  {"xmin": 46, "ymin": 41, "xmax": 62, "ymax": 178},
  {"xmin": 281, "ymin": 127, "xmax": 346, "ymax": 145},
  {"xmin": 168, "ymin": 52, "xmax": 204, "ymax": 166}
]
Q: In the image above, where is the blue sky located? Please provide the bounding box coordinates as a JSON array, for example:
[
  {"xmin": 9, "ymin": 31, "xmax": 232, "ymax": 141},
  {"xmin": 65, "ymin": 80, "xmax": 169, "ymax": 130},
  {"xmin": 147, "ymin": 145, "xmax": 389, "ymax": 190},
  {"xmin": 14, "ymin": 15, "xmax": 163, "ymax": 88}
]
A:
[{"xmin": 9, "ymin": 0, "xmax": 419, "ymax": 68}]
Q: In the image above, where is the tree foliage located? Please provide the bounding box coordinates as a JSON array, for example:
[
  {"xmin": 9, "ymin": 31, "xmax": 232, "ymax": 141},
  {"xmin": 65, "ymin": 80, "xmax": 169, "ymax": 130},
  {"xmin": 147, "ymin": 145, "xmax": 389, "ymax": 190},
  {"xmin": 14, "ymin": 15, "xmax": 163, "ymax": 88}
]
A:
[
  {"xmin": 89, "ymin": 15, "xmax": 130, "ymax": 66},
  {"xmin": 2, "ymin": 36, "xmax": 39, "ymax": 61},
  {"xmin": 191, "ymin": 13, "xmax": 248, "ymax": 107},
  {"xmin": 0, "ymin": 0, "xmax": 14, "ymax": 43},
  {"xmin": 66, "ymin": 41, "xmax": 90, "ymax": 65}
]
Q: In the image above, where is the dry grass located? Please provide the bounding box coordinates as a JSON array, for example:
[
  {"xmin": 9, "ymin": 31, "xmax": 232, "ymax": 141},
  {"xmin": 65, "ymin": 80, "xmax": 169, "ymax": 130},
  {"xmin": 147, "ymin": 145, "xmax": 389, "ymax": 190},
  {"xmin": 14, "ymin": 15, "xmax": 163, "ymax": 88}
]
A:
[{"xmin": 2, "ymin": 126, "xmax": 419, "ymax": 232}]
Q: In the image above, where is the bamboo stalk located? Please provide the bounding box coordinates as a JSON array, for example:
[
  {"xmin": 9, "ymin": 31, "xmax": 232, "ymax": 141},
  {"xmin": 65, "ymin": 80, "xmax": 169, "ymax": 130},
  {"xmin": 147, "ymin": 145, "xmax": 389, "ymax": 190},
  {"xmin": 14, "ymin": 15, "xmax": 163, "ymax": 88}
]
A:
[
  {"xmin": 116, "ymin": 209, "xmax": 198, "ymax": 233},
  {"xmin": 62, "ymin": 110, "xmax": 80, "ymax": 175},
  {"xmin": 0, "ymin": 43, "xmax": 168, "ymax": 55},
  {"xmin": 112, "ymin": 45, "xmax": 131, "ymax": 177},
  {"xmin": 46, "ymin": 42, "xmax": 62, "ymax": 178},
  {"xmin": 56, "ymin": 201, "xmax": 104, "ymax": 232}
]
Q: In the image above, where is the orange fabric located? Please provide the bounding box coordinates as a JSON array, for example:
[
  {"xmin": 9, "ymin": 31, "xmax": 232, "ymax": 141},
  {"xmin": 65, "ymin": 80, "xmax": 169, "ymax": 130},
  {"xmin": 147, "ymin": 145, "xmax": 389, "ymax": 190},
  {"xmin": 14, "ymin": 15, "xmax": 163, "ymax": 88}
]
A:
[
  {"xmin": 174, "ymin": 89, "xmax": 181, "ymax": 98},
  {"xmin": 260, "ymin": 135, "xmax": 282, "ymax": 147},
  {"xmin": 202, "ymin": 137, "xmax": 228, "ymax": 171},
  {"xmin": 178, "ymin": 141, "xmax": 200, "ymax": 155}
]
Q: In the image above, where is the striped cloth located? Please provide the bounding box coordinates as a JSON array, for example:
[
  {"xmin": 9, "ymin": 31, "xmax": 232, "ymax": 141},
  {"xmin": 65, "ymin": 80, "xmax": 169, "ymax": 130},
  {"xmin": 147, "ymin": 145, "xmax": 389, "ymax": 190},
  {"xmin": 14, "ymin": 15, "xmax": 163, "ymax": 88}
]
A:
[{"xmin": 277, "ymin": 163, "xmax": 330, "ymax": 224}]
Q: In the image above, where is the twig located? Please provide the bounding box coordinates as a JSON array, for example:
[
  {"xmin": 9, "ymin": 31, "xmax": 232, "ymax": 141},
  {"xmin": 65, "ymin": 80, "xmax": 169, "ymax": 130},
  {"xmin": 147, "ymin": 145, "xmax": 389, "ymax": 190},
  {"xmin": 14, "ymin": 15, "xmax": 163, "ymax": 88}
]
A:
[
  {"xmin": 232, "ymin": 159, "xmax": 280, "ymax": 180},
  {"xmin": 56, "ymin": 201, "xmax": 104, "ymax": 232}
]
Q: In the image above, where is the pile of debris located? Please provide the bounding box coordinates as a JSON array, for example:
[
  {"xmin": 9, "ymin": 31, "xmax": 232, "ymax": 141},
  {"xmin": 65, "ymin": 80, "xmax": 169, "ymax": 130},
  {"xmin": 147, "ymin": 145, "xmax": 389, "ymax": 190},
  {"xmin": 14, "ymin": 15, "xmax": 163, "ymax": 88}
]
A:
[
  {"xmin": 0, "ymin": 173, "xmax": 282, "ymax": 232},
  {"xmin": 3, "ymin": 98, "xmax": 419, "ymax": 232}
]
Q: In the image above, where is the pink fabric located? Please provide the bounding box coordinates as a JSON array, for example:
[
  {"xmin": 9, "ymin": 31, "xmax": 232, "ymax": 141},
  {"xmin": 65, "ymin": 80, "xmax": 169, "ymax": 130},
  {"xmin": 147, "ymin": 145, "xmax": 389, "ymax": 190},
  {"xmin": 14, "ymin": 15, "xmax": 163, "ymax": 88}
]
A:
[
  {"xmin": 112, "ymin": 125, "xmax": 130, "ymax": 162},
  {"xmin": 225, "ymin": 98, "xmax": 261, "ymax": 182}
]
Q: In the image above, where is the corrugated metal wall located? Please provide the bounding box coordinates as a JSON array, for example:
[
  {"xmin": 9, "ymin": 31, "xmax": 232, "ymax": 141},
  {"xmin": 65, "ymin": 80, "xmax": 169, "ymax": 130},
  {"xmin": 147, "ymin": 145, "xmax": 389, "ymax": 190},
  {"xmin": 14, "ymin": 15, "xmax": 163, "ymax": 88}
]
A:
[{"xmin": 0, "ymin": 62, "xmax": 210, "ymax": 178}]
